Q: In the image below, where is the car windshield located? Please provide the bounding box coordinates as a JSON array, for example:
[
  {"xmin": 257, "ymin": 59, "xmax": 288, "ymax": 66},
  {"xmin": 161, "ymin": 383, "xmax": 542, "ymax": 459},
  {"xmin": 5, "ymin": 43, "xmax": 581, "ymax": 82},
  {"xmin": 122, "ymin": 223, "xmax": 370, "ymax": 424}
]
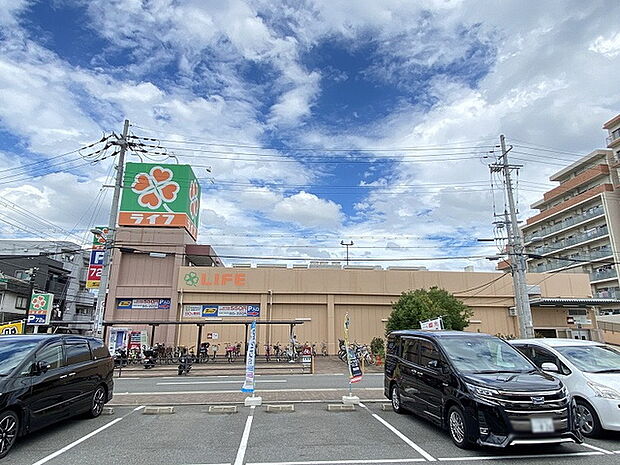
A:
[
  {"xmin": 555, "ymin": 345, "xmax": 620, "ymax": 373},
  {"xmin": 439, "ymin": 336, "xmax": 535, "ymax": 374},
  {"xmin": 0, "ymin": 339, "xmax": 39, "ymax": 376}
]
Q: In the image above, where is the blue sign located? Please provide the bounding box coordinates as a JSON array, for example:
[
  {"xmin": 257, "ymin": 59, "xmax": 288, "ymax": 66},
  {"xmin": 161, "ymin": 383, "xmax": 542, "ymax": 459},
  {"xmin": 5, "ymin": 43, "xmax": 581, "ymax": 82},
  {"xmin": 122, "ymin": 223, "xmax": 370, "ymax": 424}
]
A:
[
  {"xmin": 90, "ymin": 250, "xmax": 105, "ymax": 266},
  {"xmin": 27, "ymin": 314, "xmax": 47, "ymax": 325},
  {"xmin": 247, "ymin": 305, "xmax": 260, "ymax": 317}
]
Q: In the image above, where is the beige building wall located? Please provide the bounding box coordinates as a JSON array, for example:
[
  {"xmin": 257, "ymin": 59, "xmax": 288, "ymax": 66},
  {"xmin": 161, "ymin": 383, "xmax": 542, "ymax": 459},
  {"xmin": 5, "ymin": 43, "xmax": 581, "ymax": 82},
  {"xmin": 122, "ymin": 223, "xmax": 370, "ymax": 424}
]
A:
[{"xmin": 175, "ymin": 267, "xmax": 594, "ymax": 353}]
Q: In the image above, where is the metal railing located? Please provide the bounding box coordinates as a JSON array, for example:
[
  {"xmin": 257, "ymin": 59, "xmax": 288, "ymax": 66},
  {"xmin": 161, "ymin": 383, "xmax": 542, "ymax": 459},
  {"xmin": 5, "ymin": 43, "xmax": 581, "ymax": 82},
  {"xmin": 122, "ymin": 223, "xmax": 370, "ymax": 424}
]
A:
[
  {"xmin": 531, "ymin": 248, "xmax": 613, "ymax": 273},
  {"xmin": 607, "ymin": 132, "xmax": 620, "ymax": 146},
  {"xmin": 524, "ymin": 205, "xmax": 604, "ymax": 242},
  {"xmin": 595, "ymin": 289, "xmax": 620, "ymax": 299},
  {"xmin": 591, "ymin": 268, "xmax": 618, "ymax": 281},
  {"xmin": 599, "ymin": 320, "xmax": 620, "ymax": 333},
  {"xmin": 531, "ymin": 226, "xmax": 608, "ymax": 255}
]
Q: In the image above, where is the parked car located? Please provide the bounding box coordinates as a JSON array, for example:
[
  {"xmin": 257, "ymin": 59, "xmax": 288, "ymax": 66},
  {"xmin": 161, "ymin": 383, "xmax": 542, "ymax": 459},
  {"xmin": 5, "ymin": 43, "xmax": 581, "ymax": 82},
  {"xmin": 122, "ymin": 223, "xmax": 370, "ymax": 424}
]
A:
[
  {"xmin": 511, "ymin": 338, "xmax": 620, "ymax": 437},
  {"xmin": 0, "ymin": 334, "xmax": 114, "ymax": 459},
  {"xmin": 384, "ymin": 330, "xmax": 582, "ymax": 449}
]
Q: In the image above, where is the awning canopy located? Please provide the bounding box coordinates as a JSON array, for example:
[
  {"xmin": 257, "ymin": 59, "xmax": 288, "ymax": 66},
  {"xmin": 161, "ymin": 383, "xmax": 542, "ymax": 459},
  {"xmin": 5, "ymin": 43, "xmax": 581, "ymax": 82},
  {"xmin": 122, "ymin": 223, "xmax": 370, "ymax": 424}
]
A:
[{"xmin": 529, "ymin": 298, "xmax": 620, "ymax": 307}]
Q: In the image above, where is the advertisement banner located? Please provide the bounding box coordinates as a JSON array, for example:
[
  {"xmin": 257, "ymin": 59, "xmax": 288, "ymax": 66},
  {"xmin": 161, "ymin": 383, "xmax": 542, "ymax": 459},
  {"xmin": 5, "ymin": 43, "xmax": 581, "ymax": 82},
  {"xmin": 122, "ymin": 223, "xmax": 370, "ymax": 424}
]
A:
[
  {"xmin": 119, "ymin": 163, "xmax": 201, "ymax": 240},
  {"xmin": 116, "ymin": 298, "xmax": 171, "ymax": 310},
  {"xmin": 27, "ymin": 293, "xmax": 54, "ymax": 326},
  {"xmin": 87, "ymin": 228, "xmax": 108, "ymax": 289},
  {"xmin": 344, "ymin": 313, "xmax": 363, "ymax": 383},
  {"xmin": 0, "ymin": 321, "xmax": 24, "ymax": 335},
  {"xmin": 420, "ymin": 317, "xmax": 444, "ymax": 331},
  {"xmin": 241, "ymin": 320, "xmax": 257, "ymax": 393},
  {"xmin": 182, "ymin": 304, "xmax": 260, "ymax": 318},
  {"xmin": 182, "ymin": 305, "xmax": 203, "ymax": 318}
]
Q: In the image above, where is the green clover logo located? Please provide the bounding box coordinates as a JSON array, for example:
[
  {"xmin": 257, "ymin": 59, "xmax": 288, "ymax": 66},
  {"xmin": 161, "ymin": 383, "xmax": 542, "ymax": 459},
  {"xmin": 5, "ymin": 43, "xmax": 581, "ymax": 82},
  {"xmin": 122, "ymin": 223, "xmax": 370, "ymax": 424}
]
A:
[{"xmin": 184, "ymin": 272, "xmax": 199, "ymax": 287}]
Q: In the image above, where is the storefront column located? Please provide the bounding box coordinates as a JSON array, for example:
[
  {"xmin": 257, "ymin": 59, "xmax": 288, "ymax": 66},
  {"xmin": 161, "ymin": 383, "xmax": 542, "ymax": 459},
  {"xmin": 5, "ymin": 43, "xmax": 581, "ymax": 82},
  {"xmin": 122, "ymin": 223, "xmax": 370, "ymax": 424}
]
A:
[{"xmin": 327, "ymin": 294, "xmax": 335, "ymax": 355}]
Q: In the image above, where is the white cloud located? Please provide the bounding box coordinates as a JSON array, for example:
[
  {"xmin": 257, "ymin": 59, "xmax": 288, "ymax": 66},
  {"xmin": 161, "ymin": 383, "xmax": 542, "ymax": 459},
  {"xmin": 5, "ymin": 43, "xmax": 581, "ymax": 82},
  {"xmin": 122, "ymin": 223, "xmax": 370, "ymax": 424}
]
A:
[
  {"xmin": 589, "ymin": 32, "xmax": 620, "ymax": 58},
  {"xmin": 271, "ymin": 191, "xmax": 343, "ymax": 228}
]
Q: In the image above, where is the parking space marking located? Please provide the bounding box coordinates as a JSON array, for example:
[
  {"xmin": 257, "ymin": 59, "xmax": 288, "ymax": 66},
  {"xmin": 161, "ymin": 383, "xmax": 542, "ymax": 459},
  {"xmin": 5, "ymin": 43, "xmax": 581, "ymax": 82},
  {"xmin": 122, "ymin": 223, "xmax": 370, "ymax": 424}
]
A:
[
  {"xmin": 115, "ymin": 388, "xmax": 384, "ymax": 395},
  {"xmin": 30, "ymin": 418, "xmax": 123, "ymax": 465},
  {"xmin": 359, "ymin": 403, "xmax": 436, "ymax": 462},
  {"xmin": 156, "ymin": 380, "xmax": 288, "ymax": 385},
  {"xmin": 234, "ymin": 406, "xmax": 256, "ymax": 465},
  {"xmin": 247, "ymin": 459, "xmax": 426, "ymax": 465},
  {"xmin": 580, "ymin": 443, "xmax": 615, "ymax": 455},
  {"xmin": 436, "ymin": 451, "xmax": 603, "ymax": 461},
  {"xmin": 133, "ymin": 405, "xmax": 146, "ymax": 411}
]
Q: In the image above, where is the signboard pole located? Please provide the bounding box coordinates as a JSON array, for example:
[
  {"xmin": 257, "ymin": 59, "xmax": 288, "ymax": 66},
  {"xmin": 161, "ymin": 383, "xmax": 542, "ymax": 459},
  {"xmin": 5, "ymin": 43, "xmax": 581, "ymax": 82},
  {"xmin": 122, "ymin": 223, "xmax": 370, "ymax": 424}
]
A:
[
  {"xmin": 242, "ymin": 320, "xmax": 261, "ymax": 407},
  {"xmin": 94, "ymin": 119, "xmax": 130, "ymax": 336},
  {"xmin": 343, "ymin": 313, "xmax": 362, "ymax": 405}
]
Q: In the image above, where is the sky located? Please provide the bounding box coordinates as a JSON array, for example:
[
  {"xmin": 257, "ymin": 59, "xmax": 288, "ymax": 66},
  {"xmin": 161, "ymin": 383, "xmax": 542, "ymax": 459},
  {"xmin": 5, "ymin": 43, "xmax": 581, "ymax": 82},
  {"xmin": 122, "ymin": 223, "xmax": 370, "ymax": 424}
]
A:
[{"xmin": 0, "ymin": 0, "xmax": 619, "ymax": 270}]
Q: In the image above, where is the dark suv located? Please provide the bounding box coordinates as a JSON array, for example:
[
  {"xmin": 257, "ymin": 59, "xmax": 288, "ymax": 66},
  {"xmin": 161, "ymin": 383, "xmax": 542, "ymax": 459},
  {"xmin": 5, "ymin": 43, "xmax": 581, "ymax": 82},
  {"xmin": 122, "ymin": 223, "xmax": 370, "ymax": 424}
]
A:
[
  {"xmin": 0, "ymin": 335, "xmax": 114, "ymax": 459},
  {"xmin": 384, "ymin": 330, "xmax": 581, "ymax": 448}
]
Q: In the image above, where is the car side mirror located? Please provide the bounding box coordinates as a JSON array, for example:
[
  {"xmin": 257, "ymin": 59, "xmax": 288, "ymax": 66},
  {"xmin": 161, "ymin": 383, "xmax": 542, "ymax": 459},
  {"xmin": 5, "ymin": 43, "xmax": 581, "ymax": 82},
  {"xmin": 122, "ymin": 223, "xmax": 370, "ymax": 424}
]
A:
[
  {"xmin": 541, "ymin": 362, "xmax": 559, "ymax": 373},
  {"xmin": 35, "ymin": 361, "xmax": 51, "ymax": 375}
]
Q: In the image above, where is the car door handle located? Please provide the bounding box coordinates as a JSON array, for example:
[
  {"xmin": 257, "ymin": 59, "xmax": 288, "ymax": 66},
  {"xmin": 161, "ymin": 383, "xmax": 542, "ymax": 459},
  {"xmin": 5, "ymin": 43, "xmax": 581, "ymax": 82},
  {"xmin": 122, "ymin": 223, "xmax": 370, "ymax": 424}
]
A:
[
  {"xmin": 68, "ymin": 372, "xmax": 76, "ymax": 377},
  {"xmin": 59, "ymin": 374, "xmax": 68, "ymax": 379}
]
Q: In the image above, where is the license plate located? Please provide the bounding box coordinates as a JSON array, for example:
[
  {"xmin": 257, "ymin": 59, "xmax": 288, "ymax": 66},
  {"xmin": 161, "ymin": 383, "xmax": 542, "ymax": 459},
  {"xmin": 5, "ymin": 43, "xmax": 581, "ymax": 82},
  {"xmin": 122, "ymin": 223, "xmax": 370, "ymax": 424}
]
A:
[{"xmin": 531, "ymin": 417, "xmax": 555, "ymax": 433}]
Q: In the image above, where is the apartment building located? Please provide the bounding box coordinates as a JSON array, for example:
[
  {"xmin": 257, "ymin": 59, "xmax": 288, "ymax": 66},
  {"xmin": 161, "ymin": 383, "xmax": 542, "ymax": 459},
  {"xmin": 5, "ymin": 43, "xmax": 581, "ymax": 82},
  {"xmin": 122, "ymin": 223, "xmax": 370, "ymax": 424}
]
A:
[{"xmin": 522, "ymin": 114, "xmax": 620, "ymax": 312}]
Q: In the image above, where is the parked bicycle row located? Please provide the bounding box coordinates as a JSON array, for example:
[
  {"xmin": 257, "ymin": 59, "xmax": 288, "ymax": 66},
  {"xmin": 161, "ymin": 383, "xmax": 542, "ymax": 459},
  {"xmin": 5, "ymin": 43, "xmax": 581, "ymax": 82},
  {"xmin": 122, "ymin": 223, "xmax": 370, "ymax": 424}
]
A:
[
  {"xmin": 338, "ymin": 339, "xmax": 379, "ymax": 365},
  {"xmin": 113, "ymin": 340, "xmax": 330, "ymax": 368}
]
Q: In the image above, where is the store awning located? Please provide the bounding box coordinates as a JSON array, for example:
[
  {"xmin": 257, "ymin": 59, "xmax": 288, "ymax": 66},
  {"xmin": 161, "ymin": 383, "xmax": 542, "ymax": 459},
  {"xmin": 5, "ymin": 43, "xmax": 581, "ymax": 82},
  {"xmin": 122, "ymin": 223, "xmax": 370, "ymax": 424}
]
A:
[{"xmin": 529, "ymin": 298, "xmax": 620, "ymax": 307}]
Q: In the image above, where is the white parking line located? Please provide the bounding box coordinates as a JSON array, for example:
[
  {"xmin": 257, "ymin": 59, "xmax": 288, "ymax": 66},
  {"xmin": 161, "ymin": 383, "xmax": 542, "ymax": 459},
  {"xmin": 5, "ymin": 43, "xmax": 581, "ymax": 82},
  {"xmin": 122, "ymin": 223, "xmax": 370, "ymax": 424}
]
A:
[
  {"xmin": 247, "ymin": 459, "xmax": 426, "ymax": 465},
  {"xmin": 358, "ymin": 403, "xmax": 436, "ymax": 462},
  {"xmin": 114, "ymin": 388, "xmax": 384, "ymax": 395},
  {"xmin": 156, "ymin": 380, "xmax": 288, "ymax": 385},
  {"xmin": 234, "ymin": 406, "xmax": 256, "ymax": 465},
  {"xmin": 580, "ymin": 443, "xmax": 615, "ymax": 455},
  {"xmin": 30, "ymin": 418, "xmax": 123, "ymax": 465},
  {"xmin": 436, "ymin": 451, "xmax": 603, "ymax": 461}
]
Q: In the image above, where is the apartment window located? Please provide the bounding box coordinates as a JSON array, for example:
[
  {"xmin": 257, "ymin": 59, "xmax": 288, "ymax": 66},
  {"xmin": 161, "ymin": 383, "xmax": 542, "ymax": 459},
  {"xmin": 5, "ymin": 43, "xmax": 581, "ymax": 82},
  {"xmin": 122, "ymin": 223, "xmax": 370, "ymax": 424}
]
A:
[{"xmin": 15, "ymin": 296, "xmax": 28, "ymax": 309}]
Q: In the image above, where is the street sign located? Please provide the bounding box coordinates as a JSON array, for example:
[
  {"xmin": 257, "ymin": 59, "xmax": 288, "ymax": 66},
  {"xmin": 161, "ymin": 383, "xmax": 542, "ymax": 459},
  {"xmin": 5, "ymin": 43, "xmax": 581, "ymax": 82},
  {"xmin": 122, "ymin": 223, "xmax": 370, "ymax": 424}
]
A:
[
  {"xmin": 87, "ymin": 227, "xmax": 108, "ymax": 289},
  {"xmin": 27, "ymin": 293, "xmax": 53, "ymax": 325},
  {"xmin": 119, "ymin": 163, "xmax": 201, "ymax": 239},
  {"xmin": 0, "ymin": 321, "xmax": 24, "ymax": 335}
]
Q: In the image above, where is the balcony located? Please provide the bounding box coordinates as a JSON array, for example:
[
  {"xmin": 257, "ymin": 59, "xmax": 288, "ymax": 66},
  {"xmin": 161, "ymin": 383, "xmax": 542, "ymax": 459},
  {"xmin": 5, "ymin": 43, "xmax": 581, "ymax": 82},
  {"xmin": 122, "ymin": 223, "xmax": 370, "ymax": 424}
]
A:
[
  {"xmin": 524, "ymin": 205, "xmax": 604, "ymax": 242},
  {"xmin": 542, "ymin": 164, "xmax": 610, "ymax": 204},
  {"xmin": 595, "ymin": 289, "xmax": 620, "ymax": 299},
  {"xmin": 531, "ymin": 226, "xmax": 609, "ymax": 256},
  {"xmin": 591, "ymin": 268, "xmax": 618, "ymax": 282},
  {"xmin": 525, "ymin": 184, "xmax": 614, "ymax": 226},
  {"xmin": 607, "ymin": 132, "xmax": 620, "ymax": 147},
  {"xmin": 531, "ymin": 247, "xmax": 612, "ymax": 273},
  {"xmin": 74, "ymin": 290, "xmax": 95, "ymax": 306}
]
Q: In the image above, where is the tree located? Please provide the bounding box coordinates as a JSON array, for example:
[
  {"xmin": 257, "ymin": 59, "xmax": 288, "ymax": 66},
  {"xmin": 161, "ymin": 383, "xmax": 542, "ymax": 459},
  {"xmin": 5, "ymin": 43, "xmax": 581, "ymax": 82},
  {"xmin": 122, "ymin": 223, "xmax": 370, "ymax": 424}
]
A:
[{"xmin": 385, "ymin": 287, "xmax": 473, "ymax": 333}]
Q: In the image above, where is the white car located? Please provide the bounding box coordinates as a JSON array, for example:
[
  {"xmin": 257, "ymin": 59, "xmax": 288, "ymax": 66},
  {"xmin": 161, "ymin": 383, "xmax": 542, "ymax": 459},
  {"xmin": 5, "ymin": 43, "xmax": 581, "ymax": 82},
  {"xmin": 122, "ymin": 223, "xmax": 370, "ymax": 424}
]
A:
[{"xmin": 510, "ymin": 338, "xmax": 620, "ymax": 437}]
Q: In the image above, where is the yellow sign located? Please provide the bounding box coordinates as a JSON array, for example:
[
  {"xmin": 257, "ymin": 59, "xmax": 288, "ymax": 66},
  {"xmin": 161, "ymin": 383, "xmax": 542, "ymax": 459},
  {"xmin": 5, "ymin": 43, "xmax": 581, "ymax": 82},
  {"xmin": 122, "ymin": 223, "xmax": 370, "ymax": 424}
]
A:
[{"xmin": 0, "ymin": 321, "xmax": 23, "ymax": 335}]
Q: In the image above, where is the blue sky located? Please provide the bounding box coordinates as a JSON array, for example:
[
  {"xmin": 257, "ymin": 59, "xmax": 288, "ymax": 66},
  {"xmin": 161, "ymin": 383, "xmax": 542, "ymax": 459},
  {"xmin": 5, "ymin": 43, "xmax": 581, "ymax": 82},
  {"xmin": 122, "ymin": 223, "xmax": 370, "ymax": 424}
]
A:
[{"xmin": 1, "ymin": 0, "xmax": 619, "ymax": 269}]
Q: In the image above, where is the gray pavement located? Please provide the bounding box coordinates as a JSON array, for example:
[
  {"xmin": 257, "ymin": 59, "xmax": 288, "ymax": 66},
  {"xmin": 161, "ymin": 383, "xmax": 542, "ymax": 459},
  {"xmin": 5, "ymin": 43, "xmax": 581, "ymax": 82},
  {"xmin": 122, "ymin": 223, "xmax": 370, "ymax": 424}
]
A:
[{"xmin": 4, "ymin": 403, "xmax": 620, "ymax": 465}]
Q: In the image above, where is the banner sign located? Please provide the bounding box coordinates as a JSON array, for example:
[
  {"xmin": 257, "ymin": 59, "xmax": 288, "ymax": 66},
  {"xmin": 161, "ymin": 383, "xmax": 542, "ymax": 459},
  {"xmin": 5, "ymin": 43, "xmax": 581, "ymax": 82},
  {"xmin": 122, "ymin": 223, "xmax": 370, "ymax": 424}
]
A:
[
  {"xmin": 0, "ymin": 321, "xmax": 24, "ymax": 335},
  {"xmin": 241, "ymin": 320, "xmax": 257, "ymax": 393},
  {"xmin": 117, "ymin": 298, "xmax": 171, "ymax": 310},
  {"xmin": 86, "ymin": 227, "xmax": 108, "ymax": 289},
  {"xmin": 182, "ymin": 304, "xmax": 260, "ymax": 318},
  {"xmin": 344, "ymin": 313, "xmax": 363, "ymax": 383},
  {"xmin": 128, "ymin": 331, "xmax": 148, "ymax": 350},
  {"xmin": 27, "ymin": 293, "xmax": 54, "ymax": 326},
  {"xmin": 420, "ymin": 317, "xmax": 444, "ymax": 331},
  {"xmin": 119, "ymin": 163, "xmax": 201, "ymax": 240}
]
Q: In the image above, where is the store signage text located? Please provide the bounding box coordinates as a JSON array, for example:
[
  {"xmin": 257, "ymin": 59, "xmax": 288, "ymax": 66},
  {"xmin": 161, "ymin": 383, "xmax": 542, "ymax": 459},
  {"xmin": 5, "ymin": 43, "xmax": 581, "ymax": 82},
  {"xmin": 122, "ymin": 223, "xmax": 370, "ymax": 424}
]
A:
[{"xmin": 184, "ymin": 271, "xmax": 247, "ymax": 287}]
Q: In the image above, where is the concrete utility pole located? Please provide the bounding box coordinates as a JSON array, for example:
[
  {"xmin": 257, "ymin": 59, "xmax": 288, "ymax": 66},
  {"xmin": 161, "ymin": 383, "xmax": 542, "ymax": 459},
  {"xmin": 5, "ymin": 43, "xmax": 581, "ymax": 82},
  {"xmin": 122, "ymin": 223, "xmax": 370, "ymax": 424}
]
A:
[
  {"xmin": 494, "ymin": 135, "xmax": 534, "ymax": 339},
  {"xmin": 94, "ymin": 119, "xmax": 130, "ymax": 337},
  {"xmin": 340, "ymin": 240, "xmax": 353, "ymax": 266}
]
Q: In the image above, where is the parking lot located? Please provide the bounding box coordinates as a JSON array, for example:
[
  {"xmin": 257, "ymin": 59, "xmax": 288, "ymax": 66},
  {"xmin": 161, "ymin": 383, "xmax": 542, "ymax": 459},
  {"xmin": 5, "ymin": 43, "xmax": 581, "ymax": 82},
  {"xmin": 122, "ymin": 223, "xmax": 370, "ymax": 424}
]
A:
[{"xmin": 4, "ymin": 401, "xmax": 620, "ymax": 465}]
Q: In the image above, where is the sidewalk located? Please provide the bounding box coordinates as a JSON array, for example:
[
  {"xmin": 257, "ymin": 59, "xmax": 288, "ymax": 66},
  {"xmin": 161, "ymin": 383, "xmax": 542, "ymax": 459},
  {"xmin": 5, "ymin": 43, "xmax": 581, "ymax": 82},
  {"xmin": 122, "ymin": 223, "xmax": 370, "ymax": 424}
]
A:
[{"xmin": 114, "ymin": 356, "xmax": 384, "ymax": 378}]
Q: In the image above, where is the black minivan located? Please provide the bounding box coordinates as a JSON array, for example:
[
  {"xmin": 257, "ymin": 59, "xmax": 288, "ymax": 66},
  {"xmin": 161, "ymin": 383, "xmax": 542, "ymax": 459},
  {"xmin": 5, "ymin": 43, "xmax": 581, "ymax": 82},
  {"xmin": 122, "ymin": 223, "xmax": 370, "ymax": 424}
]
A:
[
  {"xmin": 384, "ymin": 331, "xmax": 582, "ymax": 448},
  {"xmin": 0, "ymin": 335, "xmax": 114, "ymax": 459}
]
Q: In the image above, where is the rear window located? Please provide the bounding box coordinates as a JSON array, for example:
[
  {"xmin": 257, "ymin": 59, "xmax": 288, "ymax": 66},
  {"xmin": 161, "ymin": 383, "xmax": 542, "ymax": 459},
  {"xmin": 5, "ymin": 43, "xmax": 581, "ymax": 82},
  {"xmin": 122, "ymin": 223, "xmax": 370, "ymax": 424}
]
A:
[
  {"xmin": 65, "ymin": 342, "xmax": 92, "ymax": 364},
  {"xmin": 89, "ymin": 339, "xmax": 110, "ymax": 360}
]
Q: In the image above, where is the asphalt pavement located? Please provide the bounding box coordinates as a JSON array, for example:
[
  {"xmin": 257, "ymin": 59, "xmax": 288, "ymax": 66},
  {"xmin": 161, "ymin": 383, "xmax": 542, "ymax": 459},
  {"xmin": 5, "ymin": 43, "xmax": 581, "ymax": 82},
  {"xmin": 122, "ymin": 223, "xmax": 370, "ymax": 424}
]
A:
[{"xmin": 5, "ymin": 401, "xmax": 620, "ymax": 465}]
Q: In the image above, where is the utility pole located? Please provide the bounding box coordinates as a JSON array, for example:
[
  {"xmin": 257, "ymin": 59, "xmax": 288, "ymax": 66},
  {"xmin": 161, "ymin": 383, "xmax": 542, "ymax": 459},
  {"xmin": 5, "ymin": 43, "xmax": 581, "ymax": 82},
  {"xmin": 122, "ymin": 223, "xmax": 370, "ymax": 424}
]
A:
[
  {"xmin": 94, "ymin": 119, "xmax": 130, "ymax": 337},
  {"xmin": 491, "ymin": 135, "xmax": 534, "ymax": 339},
  {"xmin": 340, "ymin": 240, "xmax": 353, "ymax": 266}
]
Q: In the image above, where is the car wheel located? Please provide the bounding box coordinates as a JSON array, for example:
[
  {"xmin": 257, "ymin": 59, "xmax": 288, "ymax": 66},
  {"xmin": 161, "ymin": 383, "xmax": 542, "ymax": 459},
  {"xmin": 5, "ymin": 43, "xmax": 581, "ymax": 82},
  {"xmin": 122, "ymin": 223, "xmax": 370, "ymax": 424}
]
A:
[
  {"xmin": 0, "ymin": 410, "xmax": 19, "ymax": 459},
  {"xmin": 576, "ymin": 400, "xmax": 602, "ymax": 437},
  {"xmin": 391, "ymin": 385, "xmax": 404, "ymax": 414},
  {"xmin": 448, "ymin": 406, "xmax": 474, "ymax": 449},
  {"xmin": 87, "ymin": 386, "xmax": 106, "ymax": 419}
]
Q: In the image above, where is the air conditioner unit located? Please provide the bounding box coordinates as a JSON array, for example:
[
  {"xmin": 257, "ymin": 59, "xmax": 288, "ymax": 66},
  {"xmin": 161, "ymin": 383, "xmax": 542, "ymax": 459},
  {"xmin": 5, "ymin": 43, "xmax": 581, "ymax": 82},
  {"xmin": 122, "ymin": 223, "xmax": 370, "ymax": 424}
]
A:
[{"xmin": 508, "ymin": 308, "xmax": 517, "ymax": 317}]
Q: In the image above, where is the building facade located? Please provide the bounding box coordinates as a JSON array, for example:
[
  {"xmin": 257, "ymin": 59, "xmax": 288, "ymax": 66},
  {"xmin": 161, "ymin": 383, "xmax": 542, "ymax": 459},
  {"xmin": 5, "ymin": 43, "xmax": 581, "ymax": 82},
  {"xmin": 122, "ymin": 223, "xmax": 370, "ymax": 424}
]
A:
[
  {"xmin": 521, "ymin": 115, "xmax": 620, "ymax": 313},
  {"xmin": 0, "ymin": 241, "xmax": 95, "ymax": 331}
]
